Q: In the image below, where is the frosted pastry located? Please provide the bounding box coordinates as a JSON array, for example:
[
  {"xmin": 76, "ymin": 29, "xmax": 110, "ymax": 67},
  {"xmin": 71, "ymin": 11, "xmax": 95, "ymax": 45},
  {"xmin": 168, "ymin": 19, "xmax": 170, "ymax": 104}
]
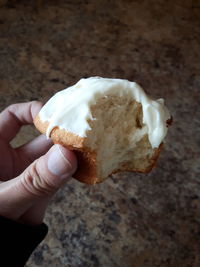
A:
[{"xmin": 34, "ymin": 77, "xmax": 171, "ymax": 184}]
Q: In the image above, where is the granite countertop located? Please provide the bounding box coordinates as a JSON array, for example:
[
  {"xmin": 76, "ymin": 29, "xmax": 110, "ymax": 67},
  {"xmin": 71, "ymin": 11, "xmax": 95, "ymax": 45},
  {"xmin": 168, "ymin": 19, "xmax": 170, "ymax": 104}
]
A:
[{"xmin": 0, "ymin": 1, "xmax": 199, "ymax": 266}]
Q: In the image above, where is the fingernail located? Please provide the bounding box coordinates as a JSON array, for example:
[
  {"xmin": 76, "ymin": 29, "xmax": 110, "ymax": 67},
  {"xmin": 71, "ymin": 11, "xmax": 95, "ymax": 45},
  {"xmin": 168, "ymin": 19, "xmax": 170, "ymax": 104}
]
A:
[{"xmin": 47, "ymin": 145, "xmax": 73, "ymax": 179}]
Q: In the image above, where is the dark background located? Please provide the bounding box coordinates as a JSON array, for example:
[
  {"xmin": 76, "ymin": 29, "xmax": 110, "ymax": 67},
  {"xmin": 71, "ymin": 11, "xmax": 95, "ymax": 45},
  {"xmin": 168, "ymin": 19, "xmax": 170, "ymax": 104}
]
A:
[{"xmin": 0, "ymin": 1, "xmax": 199, "ymax": 266}]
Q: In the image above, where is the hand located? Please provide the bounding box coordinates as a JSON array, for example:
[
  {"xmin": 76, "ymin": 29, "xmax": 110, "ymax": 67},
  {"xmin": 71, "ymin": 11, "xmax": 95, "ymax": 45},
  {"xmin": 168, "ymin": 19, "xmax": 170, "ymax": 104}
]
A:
[{"xmin": 0, "ymin": 101, "xmax": 77, "ymax": 225}]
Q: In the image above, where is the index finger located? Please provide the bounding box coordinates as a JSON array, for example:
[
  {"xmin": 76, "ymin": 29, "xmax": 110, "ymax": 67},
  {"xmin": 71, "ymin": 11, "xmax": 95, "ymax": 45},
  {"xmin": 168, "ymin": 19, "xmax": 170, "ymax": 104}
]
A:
[{"xmin": 0, "ymin": 101, "xmax": 42, "ymax": 142}]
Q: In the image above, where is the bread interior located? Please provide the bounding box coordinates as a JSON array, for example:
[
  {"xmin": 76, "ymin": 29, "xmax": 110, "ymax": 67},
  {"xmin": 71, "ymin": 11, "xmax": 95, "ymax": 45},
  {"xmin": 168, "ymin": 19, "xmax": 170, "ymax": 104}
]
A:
[{"xmin": 84, "ymin": 94, "xmax": 156, "ymax": 181}]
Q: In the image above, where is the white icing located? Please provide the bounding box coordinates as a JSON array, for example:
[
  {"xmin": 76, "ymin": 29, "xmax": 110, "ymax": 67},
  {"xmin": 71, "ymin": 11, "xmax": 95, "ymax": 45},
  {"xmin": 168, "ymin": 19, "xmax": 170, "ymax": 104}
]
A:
[{"xmin": 39, "ymin": 77, "xmax": 170, "ymax": 148}]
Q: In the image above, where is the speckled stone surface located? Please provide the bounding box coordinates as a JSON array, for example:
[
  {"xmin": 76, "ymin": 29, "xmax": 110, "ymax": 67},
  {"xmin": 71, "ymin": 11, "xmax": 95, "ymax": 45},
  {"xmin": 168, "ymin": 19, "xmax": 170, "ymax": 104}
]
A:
[{"xmin": 0, "ymin": 0, "xmax": 200, "ymax": 266}]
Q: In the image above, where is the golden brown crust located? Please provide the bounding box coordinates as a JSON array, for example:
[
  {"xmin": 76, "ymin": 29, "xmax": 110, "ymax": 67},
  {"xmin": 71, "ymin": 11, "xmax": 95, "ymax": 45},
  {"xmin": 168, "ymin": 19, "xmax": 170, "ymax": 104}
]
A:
[
  {"xmin": 34, "ymin": 115, "xmax": 85, "ymax": 148},
  {"xmin": 34, "ymin": 115, "xmax": 162, "ymax": 185},
  {"xmin": 167, "ymin": 116, "xmax": 173, "ymax": 127},
  {"xmin": 73, "ymin": 150, "xmax": 98, "ymax": 185},
  {"xmin": 34, "ymin": 115, "xmax": 99, "ymax": 185}
]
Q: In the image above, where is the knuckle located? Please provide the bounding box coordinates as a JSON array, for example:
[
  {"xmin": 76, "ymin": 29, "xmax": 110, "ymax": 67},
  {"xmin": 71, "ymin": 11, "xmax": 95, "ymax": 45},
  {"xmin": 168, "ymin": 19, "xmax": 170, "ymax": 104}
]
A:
[
  {"xmin": 21, "ymin": 162, "xmax": 56, "ymax": 197},
  {"xmin": 5, "ymin": 104, "xmax": 17, "ymax": 115},
  {"xmin": 0, "ymin": 104, "xmax": 17, "ymax": 116},
  {"xmin": 7, "ymin": 103, "xmax": 17, "ymax": 110},
  {"xmin": 7, "ymin": 103, "xmax": 22, "ymax": 113}
]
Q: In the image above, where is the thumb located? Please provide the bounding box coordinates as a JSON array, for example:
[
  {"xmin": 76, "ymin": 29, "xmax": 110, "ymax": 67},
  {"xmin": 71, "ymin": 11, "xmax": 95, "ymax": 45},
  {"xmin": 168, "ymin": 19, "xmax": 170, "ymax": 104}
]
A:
[
  {"xmin": 0, "ymin": 144, "xmax": 77, "ymax": 221},
  {"xmin": 21, "ymin": 144, "xmax": 77, "ymax": 196}
]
